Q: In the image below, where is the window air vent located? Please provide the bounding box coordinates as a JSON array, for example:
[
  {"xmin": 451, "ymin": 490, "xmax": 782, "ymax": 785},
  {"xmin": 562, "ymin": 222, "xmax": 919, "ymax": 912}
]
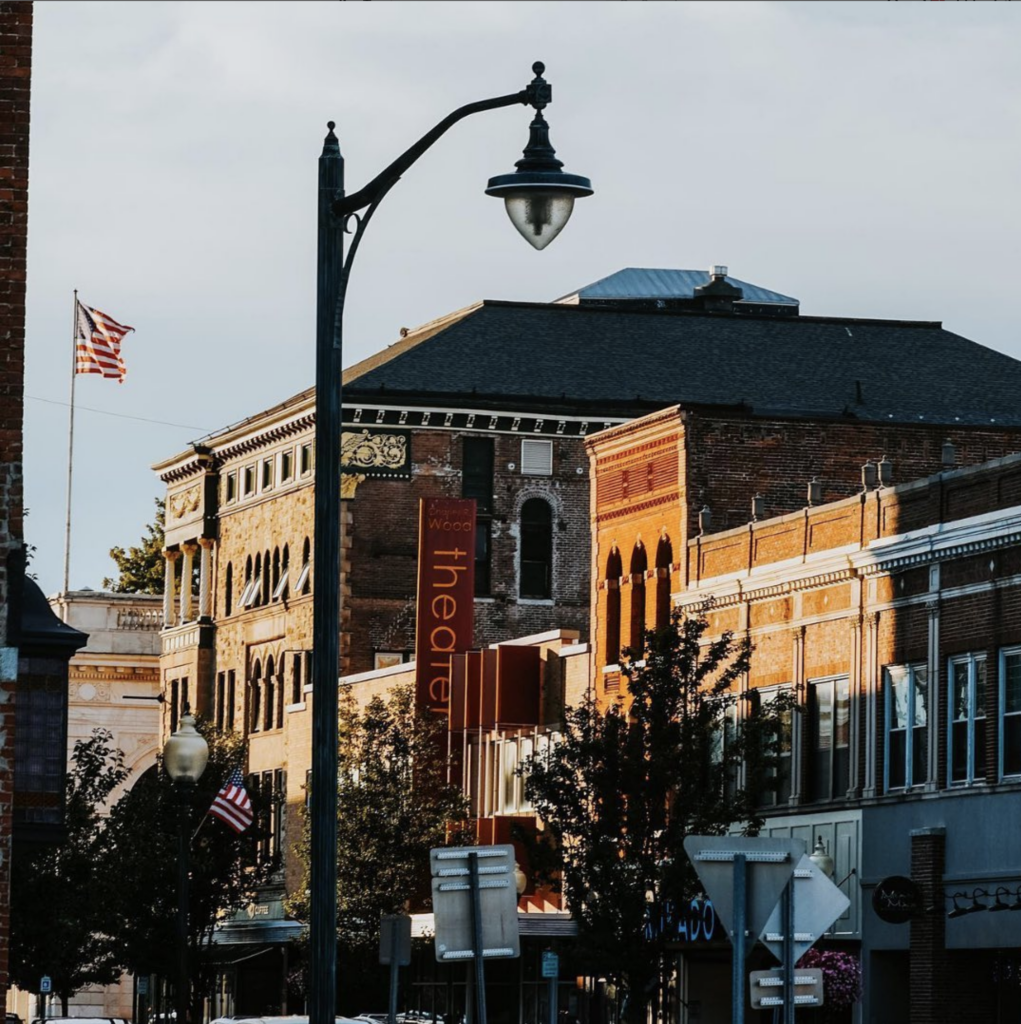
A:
[{"xmin": 521, "ymin": 439, "xmax": 553, "ymax": 477}]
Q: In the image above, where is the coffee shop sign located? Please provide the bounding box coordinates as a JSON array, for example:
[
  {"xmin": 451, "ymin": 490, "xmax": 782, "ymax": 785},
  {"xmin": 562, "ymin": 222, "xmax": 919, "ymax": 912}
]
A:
[{"xmin": 645, "ymin": 898, "xmax": 716, "ymax": 943}]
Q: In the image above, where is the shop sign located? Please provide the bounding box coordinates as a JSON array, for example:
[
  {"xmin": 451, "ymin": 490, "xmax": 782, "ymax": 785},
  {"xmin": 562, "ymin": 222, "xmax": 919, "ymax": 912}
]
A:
[
  {"xmin": 872, "ymin": 875, "xmax": 922, "ymax": 924},
  {"xmin": 644, "ymin": 898, "xmax": 717, "ymax": 943}
]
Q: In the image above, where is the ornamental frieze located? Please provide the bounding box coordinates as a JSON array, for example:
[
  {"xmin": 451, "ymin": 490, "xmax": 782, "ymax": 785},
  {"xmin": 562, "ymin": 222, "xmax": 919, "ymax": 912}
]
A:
[{"xmin": 341, "ymin": 429, "xmax": 411, "ymax": 480}]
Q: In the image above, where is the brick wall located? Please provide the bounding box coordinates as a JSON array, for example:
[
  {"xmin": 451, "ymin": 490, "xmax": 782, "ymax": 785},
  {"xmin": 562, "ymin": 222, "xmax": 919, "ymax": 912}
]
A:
[{"xmin": 0, "ymin": 0, "xmax": 30, "ymax": 1003}]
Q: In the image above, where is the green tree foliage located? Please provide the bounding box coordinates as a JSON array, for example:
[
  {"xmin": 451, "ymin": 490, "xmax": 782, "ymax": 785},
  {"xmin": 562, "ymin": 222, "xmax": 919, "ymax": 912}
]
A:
[
  {"xmin": 288, "ymin": 684, "xmax": 469, "ymax": 1010},
  {"xmin": 9, "ymin": 730, "xmax": 129, "ymax": 1013},
  {"xmin": 521, "ymin": 609, "xmax": 795, "ymax": 1024},
  {"xmin": 102, "ymin": 726, "xmax": 273, "ymax": 1019},
  {"xmin": 103, "ymin": 497, "xmax": 165, "ymax": 594}
]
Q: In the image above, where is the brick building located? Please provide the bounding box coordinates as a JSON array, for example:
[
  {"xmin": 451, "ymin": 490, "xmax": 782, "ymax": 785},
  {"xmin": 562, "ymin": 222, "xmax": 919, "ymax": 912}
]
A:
[
  {"xmin": 153, "ymin": 265, "xmax": 1021, "ymax": 1015},
  {"xmin": 590, "ymin": 409, "xmax": 1021, "ymax": 1021}
]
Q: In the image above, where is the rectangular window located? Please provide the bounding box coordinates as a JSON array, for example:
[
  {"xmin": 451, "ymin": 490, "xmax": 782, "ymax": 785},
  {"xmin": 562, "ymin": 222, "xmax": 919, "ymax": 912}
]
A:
[
  {"xmin": 291, "ymin": 653, "xmax": 303, "ymax": 704},
  {"xmin": 755, "ymin": 686, "xmax": 793, "ymax": 808},
  {"xmin": 243, "ymin": 465, "xmax": 255, "ymax": 496},
  {"xmin": 225, "ymin": 472, "xmax": 237, "ymax": 503},
  {"xmin": 261, "ymin": 458, "xmax": 274, "ymax": 490},
  {"xmin": 215, "ymin": 672, "xmax": 226, "ymax": 730},
  {"xmin": 950, "ymin": 653, "xmax": 987, "ymax": 785},
  {"xmin": 281, "ymin": 449, "xmax": 294, "ymax": 482},
  {"xmin": 711, "ymin": 703, "xmax": 739, "ymax": 802},
  {"xmin": 374, "ymin": 651, "xmax": 407, "ymax": 670},
  {"xmin": 884, "ymin": 664, "xmax": 928, "ymax": 791},
  {"xmin": 300, "ymin": 443, "xmax": 313, "ymax": 476},
  {"xmin": 273, "ymin": 769, "xmax": 285, "ymax": 866},
  {"xmin": 462, "ymin": 438, "xmax": 494, "ymax": 514},
  {"xmin": 521, "ymin": 438, "xmax": 553, "ymax": 476},
  {"xmin": 809, "ymin": 676, "xmax": 850, "ymax": 802},
  {"xmin": 227, "ymin": 670, "xmax": 236, "ymax": 730},
  {"xmin": 475, "ymin": 520, "xmax": 492, "ymax": 597},
  {"xmin": 1002, "ymin": 649, "xmax": 1021, "ymax": 779},
  {"xmin": 170, "ymin": 678, "xmax": 180, "ymax": 734}
]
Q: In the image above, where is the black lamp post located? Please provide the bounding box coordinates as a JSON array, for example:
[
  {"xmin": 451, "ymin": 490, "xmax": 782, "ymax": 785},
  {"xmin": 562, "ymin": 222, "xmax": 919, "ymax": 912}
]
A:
[
  {"xmin": 308, "ymin": 62, "xmax": 591, "ymax": 1024},
  {"xmin": 163, "ymin": 714, "xmax": 209, "ymax": 1024}
]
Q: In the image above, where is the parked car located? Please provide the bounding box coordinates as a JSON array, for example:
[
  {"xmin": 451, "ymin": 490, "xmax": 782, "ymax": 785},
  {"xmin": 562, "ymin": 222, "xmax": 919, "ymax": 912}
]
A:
[{"xmin": 210, "ymin": 1017, "xmax": 364, "ymax": 1024}]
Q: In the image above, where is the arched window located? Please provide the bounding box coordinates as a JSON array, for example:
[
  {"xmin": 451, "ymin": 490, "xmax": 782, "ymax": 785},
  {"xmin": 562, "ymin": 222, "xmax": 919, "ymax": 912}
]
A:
[
  {"xmin": 272, "ymin": 547, "xmax": 280, "ymax": 599},
  {"xmin": 655, "ymin": 534, "xmax": 673, "ymax": 632},
  {"xmin": 225, "ymin": 562, "xmax": 233, "ymax": 617},
  {"xmin": 298, "ymin": 537, "xmax": 312, "ymax": 595},
  {"xmin": 281, "ymin": 544, "xmax": 290, "ymax": 601},
  {"xmin": 265, "ymin": 656, "xmax": 275, "ymax": 731},
  {"xmin": 629, "ymin": 541, "xmax": 648, "ymax": 653},
  {"xmin": 262, "ymin": 549, "xmax": 271, "ymax": 606},
  {"xmin": 520, "ymin": 498, "xmax": 553, "ymax": 599},
  {"xmin": 250, "ymin": 659, "xmax": 262, "ymax": 734},
  {"xmin": 253, "ymin": 554, "xmax": 263, "ymax": 608},
  {"xmin": 605, "ymin": 546, "xmax": 623, "ymax": 666}
]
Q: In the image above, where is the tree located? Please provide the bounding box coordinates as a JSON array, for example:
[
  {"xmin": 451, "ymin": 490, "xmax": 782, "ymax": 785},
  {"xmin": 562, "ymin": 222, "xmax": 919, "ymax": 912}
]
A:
[
  {"xmin": 101, "ymin": 725, "xmax": 273, "ymax": 1020},
  {"xmin": 103, "ymin": 497, "xmax": 165, "ymax": 593},
  {"xmin": 287, "ymin": 684, "xmax": 470, "ymax": 1011},
  {"xmin": 9, "ymin": 730, "xmax": 129, "ymax": 1013},
  {"xmin": 521, "ymin": 608, "xmax": 795, "ymax": 1024}
]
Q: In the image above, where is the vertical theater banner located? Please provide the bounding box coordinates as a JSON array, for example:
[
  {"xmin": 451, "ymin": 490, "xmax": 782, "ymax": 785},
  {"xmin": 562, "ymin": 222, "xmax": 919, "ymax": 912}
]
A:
[{"xmin": 415, "ymin": 497, "xmax": 476, "ymax": 717}]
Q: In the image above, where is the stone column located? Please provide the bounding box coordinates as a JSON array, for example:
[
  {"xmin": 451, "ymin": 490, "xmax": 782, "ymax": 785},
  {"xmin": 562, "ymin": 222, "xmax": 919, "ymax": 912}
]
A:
[
  {"xmin": 180, "ymin": 542, "xmax": 197, "ymax": 623},
  {"xmin": 163, "ymin": 549, "xmax": 180, "ymax": 628},
  {"xmin": 863, "ymin": 611, "xmax": 880, "ymax": 797},
  {"xmin": 198, "ymin": 538, "xmax": 214, "ymax": 620},
  {"xmin": 847, "ymin": 612, "xmax": 863, "ymax": 798},
  {"xmin": 925, "ymin": 597, "xmax": 941, "ymax": 792},
  {"xmin": 789, "ymin": 624, "xmax": 805, "ymax": 805}
]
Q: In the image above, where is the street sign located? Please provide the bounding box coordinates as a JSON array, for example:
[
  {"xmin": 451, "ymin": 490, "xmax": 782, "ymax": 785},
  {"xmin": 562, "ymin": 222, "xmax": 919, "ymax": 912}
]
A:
[
  {"xmin": 379, "ymin": 914, "xmax": 412, "ymax": 966},
  {"xmin": 40, "ymin": 976, "xmax": 52, "ymax": 994},
  {"xmin": 541, "ymin": 950, "xmax": 559, "ymax": 979},
  {"xmin": 872, "ymin": 875, "xmax": 921, "ymax": 924},
  {"xmin": 683, "ymin": 835, "xmax": 805, "ymax": 954},
  {"xmin": 759, "ymin": 854, "xmax": 850, "ymax": 963},
  {"xmin": 430, "ymin": 844, "xmax": 520, "ymax": 961},
  {"xmin": 749, "ymin": 968, "xmax": 824, "ymax": 1010}
]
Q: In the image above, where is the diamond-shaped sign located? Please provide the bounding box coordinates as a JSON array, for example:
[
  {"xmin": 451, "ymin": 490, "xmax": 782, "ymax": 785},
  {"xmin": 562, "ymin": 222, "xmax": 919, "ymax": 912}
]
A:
[
  {"xmin": 759, "ymin": 853, "xmax": 850, "ymax": 962},
  {"xmin": 683, "ymin": 835, "xmax": 804, "ymax": 954}
]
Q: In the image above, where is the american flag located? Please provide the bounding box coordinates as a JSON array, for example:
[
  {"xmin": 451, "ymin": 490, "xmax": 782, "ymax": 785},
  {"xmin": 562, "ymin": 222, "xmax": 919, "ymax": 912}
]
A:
[
  {"xmin": 75, "ymin": 300, "xmax": 135, "ymax": 383},
  {"xmin": 208, "ymin": 767, "xmax": 254, "ymax": 834}
]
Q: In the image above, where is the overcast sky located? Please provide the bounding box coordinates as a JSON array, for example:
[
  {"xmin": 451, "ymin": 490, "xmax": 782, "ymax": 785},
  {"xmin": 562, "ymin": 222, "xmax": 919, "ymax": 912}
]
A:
[{"xmin": 23, "ymin": 0, "xmax": 1021, "ymax": 595}]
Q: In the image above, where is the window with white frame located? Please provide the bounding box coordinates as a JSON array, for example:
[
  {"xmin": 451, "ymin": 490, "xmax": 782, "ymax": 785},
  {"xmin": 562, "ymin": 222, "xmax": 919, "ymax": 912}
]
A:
[
  {"xmin": 711, "ymin": 702, "xmax": 739, "ymax": 801},
  {"xmin": 884, "ymin": 663, "xmax": 928, "ymax": 791},
  {"xmin": 755, "ymin": 685, "xmax": 793, "ymax": 807},
  {"xmin": 1001, "ymin": 648, "xmax": 1021, "ymax": 779},
  {"xmin": 949, "ymin": 653, "xmax": 986, "ymax": 785},
  {"xmin": 809, "ymin": 675, "xmax": 851, "ymax": 802}
]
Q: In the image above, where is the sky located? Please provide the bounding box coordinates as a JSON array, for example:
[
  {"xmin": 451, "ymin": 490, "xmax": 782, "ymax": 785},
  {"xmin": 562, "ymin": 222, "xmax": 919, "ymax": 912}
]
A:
[{"xmin": 23, "ymin": 0, "xmax": 1021, "ymax": 595}]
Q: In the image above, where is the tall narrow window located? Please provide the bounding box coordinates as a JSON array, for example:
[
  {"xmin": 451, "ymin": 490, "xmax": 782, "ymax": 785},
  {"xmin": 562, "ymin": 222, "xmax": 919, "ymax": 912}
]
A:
[
  {"xmin": 250, "ymin": 660, "xmax": 262, "ymax": 734},
  {"xmin": 655, "ymin": 534, "xmax": 673, "ymax": 633},
  {"xmin": 281, "ymin": 449, "xmax": 294, "ymax": 482},
  {"xmin": 273, "ymin": 769, "xmax": 286, "ymax": 867},
  {"xmin": 262, "ymin": 548, "xmax": 271, "ymax": 605},
  {"xmin": 215, "ymin": 672, "xmax": 226, "ymax": 730},
  {"xmin": 292, "ymin": 652, "xmax": 303, "ymax": 705},
  {"xmin": 520, "ymin": 499, "xmax": 553, "ymax": 599},
  {"xmin": 949, "ymin": 653, "xmax": 987, "ymax": 785},
  {"xmin": 227, "ymin": 670, "xmax": 236, "ymax": 730},
  {"xmin": 628, "ymin": 541, "xmax": 648, "ymax": 652},
  {"xmin": 273, "ymin": 544, "xmax": 290, "ymax": 601},
  {"xmin": 809, "ymin": 676, "xmax": 850, "ymax": 801},
  {"xmin": 169, "ymin": 679, "xmax": 180, "ymax": 734},
  {"xmin": 605, "ymin": 547, "xmax": 623, "ymax": 666},
  {"xmin": 463, "ymin": 438, "xmax": 493, "ymax": 596},
  {"xmin": 224, "ymin": 562, "xmax": 233, "ymax": 617},
  {"xmin": 296, "ymin": 537, "xmax": 311, "ymax": 595},
  {"xmin": 300, "ymin": 443, "xmax": 313, "ymax": 476},
  {"xmin": 226, "ymin": 472, "xmax": 237, "ymax": 503},
  {"xmin": 1002, "ymin": 649, "xmax": 1021, "ymax": 779},
  {"xmin": 884, "ymin": 664, "xmax": 928, "ymax": 791},
  {"xmin": 754, "ymin": 686, "xmax": 793, "ymax": 807},
  {"xmin": 264, "ymin": 656, "xmax": 276, "ymax": 731}
]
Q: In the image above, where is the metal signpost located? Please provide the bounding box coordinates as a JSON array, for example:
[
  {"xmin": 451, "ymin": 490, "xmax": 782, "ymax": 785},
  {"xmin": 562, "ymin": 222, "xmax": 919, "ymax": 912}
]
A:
[
  {"xmin": 380, "ymin": 914, "xmax": 412, "ymax": 1024},
  {"xmin": 542, "ymin": 950, "xmax": 559, "ymax": 1024},
  {"xmin": 430, "ymin": 845, "xmax": 520, "ymax": 1024},
  {"xmin": 684, "ymin": 836, "xmax": 805, "ymax": 1024}
]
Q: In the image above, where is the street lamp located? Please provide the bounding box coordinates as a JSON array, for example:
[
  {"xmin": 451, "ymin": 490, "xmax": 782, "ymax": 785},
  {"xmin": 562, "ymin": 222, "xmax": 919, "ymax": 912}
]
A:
[
  {"xmin": 163, "ymin": 714, "xmax": 209, "ymax": 1024},
  {"xmin": 309, "ymin": 62, "xmax": 592, "ymax": 1024}
]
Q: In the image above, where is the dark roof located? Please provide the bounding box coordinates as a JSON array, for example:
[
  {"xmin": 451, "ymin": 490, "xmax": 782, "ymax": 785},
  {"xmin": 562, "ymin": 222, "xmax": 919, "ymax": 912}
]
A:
[
  {"xmin": 557, "ymin": 267, "xmax": 799, "ymax": 307},
  {"xmin": 347, "ymin": 300, "xmax": 1021, "ymax": 427}
]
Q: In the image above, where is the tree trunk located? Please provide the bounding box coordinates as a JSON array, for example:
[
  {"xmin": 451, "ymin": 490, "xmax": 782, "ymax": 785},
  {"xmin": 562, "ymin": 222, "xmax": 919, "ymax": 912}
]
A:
[{"xmin": 60, "ymin": 993, "xmax": 69, "ymax": 1016}]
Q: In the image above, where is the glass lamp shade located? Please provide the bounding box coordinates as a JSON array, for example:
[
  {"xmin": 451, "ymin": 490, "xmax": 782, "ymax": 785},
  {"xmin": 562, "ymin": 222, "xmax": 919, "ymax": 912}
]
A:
[
  {"xmin": 502, "ymin": 189, "xmax": 575, "ymax": 250},
  {"xmin": 809, "ymin": 836, "xmax": 834, "ymax": 878},
  {"xmin": 163, "ymin": 713, "xmax": 209, "ymax": 784}
]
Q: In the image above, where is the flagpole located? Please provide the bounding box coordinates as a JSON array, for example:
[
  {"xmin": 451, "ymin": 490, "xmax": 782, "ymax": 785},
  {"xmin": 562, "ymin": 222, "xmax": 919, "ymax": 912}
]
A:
[{"xmin": 63, "ymin": 289, "xmax": 78, "ymax": 595}]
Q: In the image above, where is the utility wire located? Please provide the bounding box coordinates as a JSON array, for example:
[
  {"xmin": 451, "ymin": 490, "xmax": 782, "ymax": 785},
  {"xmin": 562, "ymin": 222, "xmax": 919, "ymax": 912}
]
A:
[{"xmin": 26, "ymin": 394, "xmax": 208, "ymax": 432}]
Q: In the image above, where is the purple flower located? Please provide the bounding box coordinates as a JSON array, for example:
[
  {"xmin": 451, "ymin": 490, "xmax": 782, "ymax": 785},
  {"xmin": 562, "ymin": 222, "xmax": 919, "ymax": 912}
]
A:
[{"xmin": 797, "ymin": 948, "xmax": 863, "ymax": 1010}]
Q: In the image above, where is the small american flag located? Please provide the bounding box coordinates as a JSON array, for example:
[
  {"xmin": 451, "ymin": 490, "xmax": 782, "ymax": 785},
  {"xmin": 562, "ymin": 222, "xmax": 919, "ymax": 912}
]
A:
[
  {"xmin": 75, "ymin": 300, "xmax": 135, "ymax": 383},
  {"xmin": 208, "ymin": 768, "xmax": 253, "ymax": 834}
]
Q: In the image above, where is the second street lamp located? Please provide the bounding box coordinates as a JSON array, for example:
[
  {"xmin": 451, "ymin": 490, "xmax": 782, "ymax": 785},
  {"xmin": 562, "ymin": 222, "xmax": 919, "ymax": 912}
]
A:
[
  {"xmin": 163, "ymin": 713, "xmax": 209, "ymax": 1024},
  {"xmin": 308, "ymin": 62, "xmax": 591, "ymax": 1024}
]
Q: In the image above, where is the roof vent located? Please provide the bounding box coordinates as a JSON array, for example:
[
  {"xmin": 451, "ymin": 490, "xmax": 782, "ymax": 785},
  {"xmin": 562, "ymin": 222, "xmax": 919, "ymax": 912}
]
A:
[{"xmin": 694, "ymin": 265, "xmax": 743, "ymax": 312}]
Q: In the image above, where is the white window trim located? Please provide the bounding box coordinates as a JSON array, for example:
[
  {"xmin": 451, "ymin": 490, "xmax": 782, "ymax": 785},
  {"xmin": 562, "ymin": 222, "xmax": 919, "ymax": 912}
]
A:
[
  {"xmin": 1000, "ymin": 646, "xmax": 1021, "ymax": 781},
  {"xmin": 883, "ymin": 663, "xmax": 928, "ymax": 792},
  {"xmin": 947, "ymin": 653, "xmax": 987, "ymax": 787}
]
